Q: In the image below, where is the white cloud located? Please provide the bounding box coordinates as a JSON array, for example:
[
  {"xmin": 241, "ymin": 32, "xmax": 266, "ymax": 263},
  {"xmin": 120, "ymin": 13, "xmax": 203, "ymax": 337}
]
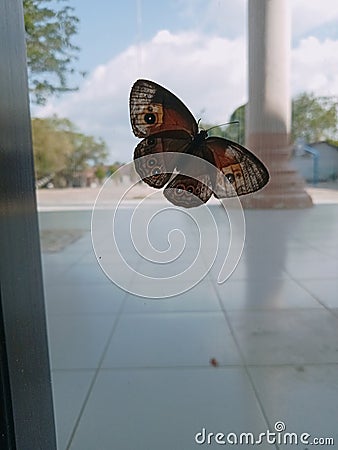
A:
[
  {"xmin": 35, "ymin": 4, "xmax": 338, "ymax": 162},
  {"xmin": 292, "ymin": 37, "xmax": 338, "ymax": 97},
  {"xmin": 35, "ymin": 30, "xmax": 247, "ymax": 162},
  {"xmin": 291, "ymin": 0, "xmax": 338, "ymax": 37}
]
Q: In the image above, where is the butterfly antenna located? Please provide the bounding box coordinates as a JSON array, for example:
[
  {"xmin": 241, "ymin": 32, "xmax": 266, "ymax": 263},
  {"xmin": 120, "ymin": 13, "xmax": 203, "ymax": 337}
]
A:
[{"xmin": 206, "ymin": 120, "xmax": 240, "ymax": 133}]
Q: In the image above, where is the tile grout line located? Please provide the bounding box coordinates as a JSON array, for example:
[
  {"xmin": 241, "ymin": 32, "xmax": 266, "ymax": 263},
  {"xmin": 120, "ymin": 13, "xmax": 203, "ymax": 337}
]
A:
[
  {"xmin": 78, "ymin": 361, "xmax": 338, "ymax": 371},
  {"xmin": 211, "ymin": 280, "xmax": 280, "ymax": 450},
  {"xmin": 65, "ymin": 289, "xmax": 128, "ymax": 450},
  {"xmin": 51, "ymin": 360, "xmax": 338, "ymax": 374},
  {"xmin": 285, "ymin": 271, "xmax": 338, "ymax": 320}
]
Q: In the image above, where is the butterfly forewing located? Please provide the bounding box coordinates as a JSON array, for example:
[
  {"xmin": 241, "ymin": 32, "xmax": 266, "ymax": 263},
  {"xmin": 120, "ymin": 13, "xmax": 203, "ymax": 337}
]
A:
[
  {"xmin": 130, "ymin": 79, "xmax": 198, "ymax": 138},
  {"xmin": 206, "ymin": 138, "xmax": 269, "ymax": 198}
]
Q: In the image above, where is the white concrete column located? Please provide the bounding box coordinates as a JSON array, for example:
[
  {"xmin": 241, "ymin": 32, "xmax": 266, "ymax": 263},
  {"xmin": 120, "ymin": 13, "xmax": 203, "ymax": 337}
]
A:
[{"xmin": 243, "ymin": 0, "xmax": 312, "ymax": 208}]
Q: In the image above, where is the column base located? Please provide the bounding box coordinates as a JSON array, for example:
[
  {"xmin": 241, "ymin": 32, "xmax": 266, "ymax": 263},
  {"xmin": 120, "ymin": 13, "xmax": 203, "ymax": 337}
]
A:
[
  {"xmin": 241, "ymin": 190, "xmax": 313, "ymax": 209},
  {"xmin": 241, "ymin": 138, "xmax": 313, "ymax": 208}
]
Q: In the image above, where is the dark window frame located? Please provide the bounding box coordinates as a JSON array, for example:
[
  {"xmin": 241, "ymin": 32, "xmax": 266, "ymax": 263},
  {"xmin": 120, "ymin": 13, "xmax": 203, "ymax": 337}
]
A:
[{"xmin": 0, "ymin": 0, "xmax": 57, "ymax": 448}]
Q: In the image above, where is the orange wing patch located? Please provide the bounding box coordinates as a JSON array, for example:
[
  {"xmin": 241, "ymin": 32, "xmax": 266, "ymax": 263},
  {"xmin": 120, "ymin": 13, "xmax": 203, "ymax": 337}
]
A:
[{"xmin": 132, "ymin": 103, "xmax": 164, "ymax": 135}]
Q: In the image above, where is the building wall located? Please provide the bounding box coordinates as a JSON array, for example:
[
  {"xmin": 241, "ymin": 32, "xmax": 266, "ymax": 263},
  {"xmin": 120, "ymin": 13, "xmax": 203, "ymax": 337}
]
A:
[{"xmin": 291, "ymin": 142, "xmax": 338, "ymax": 182}]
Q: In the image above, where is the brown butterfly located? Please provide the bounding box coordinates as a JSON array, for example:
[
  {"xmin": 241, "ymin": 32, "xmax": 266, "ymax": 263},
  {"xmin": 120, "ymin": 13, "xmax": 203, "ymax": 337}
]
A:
[{"xmin": 130, "ymin": 79, "xmax": 269, "ymax": 208}]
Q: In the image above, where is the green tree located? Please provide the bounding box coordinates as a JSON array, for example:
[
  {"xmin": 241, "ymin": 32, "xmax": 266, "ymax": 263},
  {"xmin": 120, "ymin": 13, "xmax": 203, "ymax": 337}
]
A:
[
  {"xmin": 32, "ymin": 116, "xmax": 108, "ymax": 186},
  {"xmin": 24, "ymin": 0, "xmax": 81, "ymax": 104},
  {"xmin": 32, "ymin": 117, "xmax": 73, "ymax": 178},
  {"xmin": 107, "ymin": 163, "xmax": 121, "ymax": 176},
  {"xmin": 94, "ymin": 166, "xmax": 107, "ymax": 184},
  {"xmin": 292, "ymin": 92, "xmax": 338, "ymax": 143},
  {"xmin": 227, "ymin": 104, "xmax": 246, "ymax": 144},
  {"xmin": 67, "ymin": 133, "xmax": 108, "ymax": 172},
  {"xmin": 227, "ymin": 94, "xmax": 338, "ymax": 145},
  {"xmin": 200, "ymin": 104, "xmax": 245, "ymax": 144}
]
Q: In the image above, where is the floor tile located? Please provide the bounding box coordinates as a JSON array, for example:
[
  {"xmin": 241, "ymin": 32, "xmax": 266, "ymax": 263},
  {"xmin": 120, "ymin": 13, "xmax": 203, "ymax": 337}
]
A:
[
  {"xmin": 52, "ymin": 370, "xmax": 95, "ymax": 450},
  {"xmin": 227, "ymin": 309, "xmax": 338, "ymax": 365},
  {"xmin": 123, "ymin": 280, "xmax": 221, "ymax": 313},
  {"xmin": 102, "ymin": 312, "xmax": 241, "ymax": 368},
  {"xmin": 41, "ymin": 252, "xmax": 80, "ymax": 267},
  {"xmin": 60, "ymin": 262, "xmax": 113, "ymax": 284},
  {"xmin": 217, "ymin": 278, "xmax": 322, "ymax": 310},
  {"xmin": 61, "ymin": 235, "xmax": 93, "ymax": 253},
  {"xmin": 38, "ymin": 210, "xmax": 92, "ymax": 232},
  {"xmin": 74, "ymin": 252, "xmax": 142, "ymax": 288},
  {"xmin": 48, "ymin": 315, "xmax": 116, "ymax": 369},
  {"xmin": 248, "ymin": 365, "xmax": 338, "ymax": 449},
  {"xmin": 121, "ymin": 273, "xmax": 215, "ymax": 298},
  {"xmin": 41, "ymin": 205, "xmax": 338, "ymax": 449},
  {"xmin": 130, "ymin": 255, "xmax": 209, "ymax": 279},
  {"xmin": 69, "ymin": 368, "xmax": 269, "ymax": 450},
  {"xmin": 42, "ymin": 264, "xmax": 69, "ymax": 286},
  {"xmin": 284, "ymin": 254, "xmax": 338, "ymax": 279},
  {"xmin": 209, "ymin": 251, "xmax": 290, "ymax": 282},
  {"xmin": 297, "ymin": 279, "xmax": 338, "ymax": 308},
  {"xmin": 310, "ymin": 242, "xmax": 338, "ymax": 258},
  {"xmin": 45, "ymin": 283, "xmax": 126, "ymax": 315},
  {"xmin": 75, "ymin": 249, "xmax": 98, "ymax": 264}
]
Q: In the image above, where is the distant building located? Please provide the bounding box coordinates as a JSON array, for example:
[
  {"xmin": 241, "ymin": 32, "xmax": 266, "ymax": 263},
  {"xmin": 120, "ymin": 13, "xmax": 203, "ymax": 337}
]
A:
[{"xmin": 292, "ymin": 141, "xmax": 338, "ymax": 183}]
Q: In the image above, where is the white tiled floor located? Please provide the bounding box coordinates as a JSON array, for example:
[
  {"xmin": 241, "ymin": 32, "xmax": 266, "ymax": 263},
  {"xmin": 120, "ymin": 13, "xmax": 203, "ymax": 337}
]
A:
[
  {"xmin": 69, "ymin": 368, "xmax": 268, "ymax": 450},
  {"xmin": 41, "ymin": 205, "xmax": 338, "ymax": 449},
  {"xmin": 248, "ymin": 365, "xmax": 338, "ymax": 449},
  {"xmin": 101, "ymin": 312, "xmax": 241, "ymax": 368}
]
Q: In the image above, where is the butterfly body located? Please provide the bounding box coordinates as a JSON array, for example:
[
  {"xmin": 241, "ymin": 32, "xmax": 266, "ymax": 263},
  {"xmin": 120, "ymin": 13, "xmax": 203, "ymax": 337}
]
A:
[{"xmin": 130, "ymin": 79, "xmax": 269, "ymax": 208}]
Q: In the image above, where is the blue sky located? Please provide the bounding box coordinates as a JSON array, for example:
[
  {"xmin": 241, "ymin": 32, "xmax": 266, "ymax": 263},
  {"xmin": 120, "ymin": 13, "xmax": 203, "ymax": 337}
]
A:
[
  {"xmin": 37, "ymin": 0, "xmax": 338, "ymax": 162},
  {"xmin": 70, "ymin": 1, "xmax": 194, "ymax": 73},
  {"xmin": 67, "ymin": 0, "xmax": 247, "ymax": 74}
]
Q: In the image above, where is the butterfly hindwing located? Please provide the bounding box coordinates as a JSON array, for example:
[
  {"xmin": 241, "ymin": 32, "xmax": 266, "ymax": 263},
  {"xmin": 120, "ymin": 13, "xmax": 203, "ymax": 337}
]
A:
[
  {"xmin": 206, "ymin": 137, "xmax": 270, "ymax": 198},
  {"xmin": 164, "ymin": 174, "xmax": 213, "ymax": 208},
  {"xmin": 133, "ymin": 132, "xmax": 191, "ymax": 188},
  {"xmin": 134, "ymin": 138, "xmax": 172, "ymax": 188},
  {"xmin": 130, "ymin": 79, "xmax": 198, "ymax": 138}
]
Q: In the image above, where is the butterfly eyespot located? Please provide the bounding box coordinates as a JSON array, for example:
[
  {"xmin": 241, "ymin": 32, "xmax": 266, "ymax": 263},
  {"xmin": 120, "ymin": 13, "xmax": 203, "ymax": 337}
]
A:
[
  {"xmin": 225, "ymin": 173, "xmax": 235, "ymax": 183},
  {"xmin": 187, "ymin": 186, "xmax": 194, "ymax": 193},
  {"xmin": 147, "ymin": 106, "xmax": 153, "ymax": 112},
  {"xmin": 147, "ymin": 137, "xmax": 155, "ymax": 146},
  {"xmin": 144, "ymin": 113, "xmax": 156, "ymax": 124}
]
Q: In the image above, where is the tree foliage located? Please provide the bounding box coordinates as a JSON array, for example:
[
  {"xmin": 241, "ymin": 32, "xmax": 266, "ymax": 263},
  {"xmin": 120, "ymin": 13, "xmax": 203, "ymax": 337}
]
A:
[
  {"xmin": 32, "ymin": 117, "xmax": 73, "ymax": 177},
  {"xmin": 292, "ymin": 92, "xmax": 338, "ymax": 143},
  {"xmin": 32, "ymin": 116, "xmax": 108, "ymax": 187},
  {"xmin": 226, "ymin": 93, "xmax": 338, "ymax": 145},
  {"xmin": 24, "ymin": 0, "xmax": 81, "ymax": 104},
  {"xmin": 200, "ymin": 103, "xmax": 245, "ymax": 144},
  {"xmin": 94, "ymin": 166, "xmax": 107, "ymax": 183},
  {"xmin": 226, "ymin": 104, "xmax": 246, "ymax": 144}
]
